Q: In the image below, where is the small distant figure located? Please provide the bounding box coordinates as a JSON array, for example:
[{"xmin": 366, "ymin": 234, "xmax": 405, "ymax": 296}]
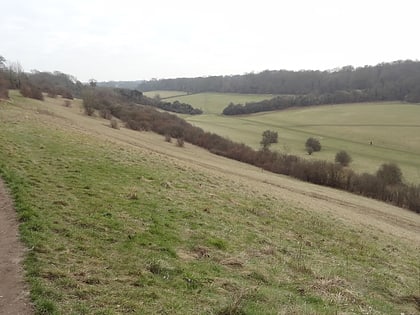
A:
[{"xmin": 370, "ymin": 141, "xmax": 373, "ymax": 146}]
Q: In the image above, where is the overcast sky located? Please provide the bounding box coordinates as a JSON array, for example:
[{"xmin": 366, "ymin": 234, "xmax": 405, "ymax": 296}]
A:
[{"xmin": 2, "ymin": 0, "xmax": 419, "ymax": 82}]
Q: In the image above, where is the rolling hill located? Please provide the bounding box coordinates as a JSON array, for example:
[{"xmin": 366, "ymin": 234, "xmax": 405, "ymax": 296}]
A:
[{"xmin": 0, "ymin": 91, "xmax": 419, "ymax": 314}]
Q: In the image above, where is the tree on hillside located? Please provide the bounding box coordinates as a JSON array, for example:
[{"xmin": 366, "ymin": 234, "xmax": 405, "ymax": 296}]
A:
[
  {"xmin": 0, "ymin": 55, "xmax": 5, "ymax": 69},
  {"xmin": 335, "ymin": 150, "xmax": 352, "ymax": 166},
  {"xmin": 305, "ymin": 137, "xmax": 321, "ymax": 155},
  {"xmin": 89, "ymin": 79, "xmax": 97, "ymax": 88},
  {"xmin": 260, "ymin": 130, "xmax": 278, "ymax": 150},
  {"xmin": 0, "ymin": 56, "xmax": 8, "ymax": 99},
  {"xmin": 82, "ymin": 88, "xmax": 97, "ymax": 116},
  {"xmin": 376, "ymin": 163, "xmax": 403, "ymax": 185}
]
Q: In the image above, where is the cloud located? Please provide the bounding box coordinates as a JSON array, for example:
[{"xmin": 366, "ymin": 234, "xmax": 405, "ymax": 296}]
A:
[{"xmin": 1, "ymin": 0, "xmax": 419, "ymax": 81}]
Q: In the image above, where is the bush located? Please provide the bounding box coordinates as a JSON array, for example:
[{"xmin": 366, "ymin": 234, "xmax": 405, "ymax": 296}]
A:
[
  {"xmin": 176, "ymin": 137, "xmax": 185, "ymax": 147},
  {"xmin": 0, "ymin": 77, "xmax": 8, "ymax": 99},
  {"xmin": 376, "ymin": 163, "xmax": 403, "ymax": 185},
  {"xmin": 63, "ymin": 100, "xmax": 72, "ymax": 107},
  {"xmin": 260, "ymin": 130, "xmax": 278, "ymax": 150},
  {"xmin": 335, "ymin": 150, "xmax": 352, "ymax": 166},
  {"xmin": 110, "ymin": 118, "xmax": 119, "ymax": 129},
  {"xmin": 305, "ymin": 137, "xmax": 321, "ymax": 154},
  {"xmin": 20, "ymin": 83, "xmax": 44, "ymax": 100},
  {"xmin": 164, "ymin": 134, "xmax": 172, "ymax": 142}
]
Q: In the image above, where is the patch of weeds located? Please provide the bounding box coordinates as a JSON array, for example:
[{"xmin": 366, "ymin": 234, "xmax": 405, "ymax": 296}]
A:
[
  {"xmin": 247, "ymin": 271, "xmax": 268, "ymax": 284},
  {"xmin": 288, "ymin": 237, "xmax": 313, "ymax": 275},
  {"xmin": 147, "ymin": 259, "xmax": 181, "ymax": 280},
  {"xmin": 183, "ymin": 274, "xmax": 201, "ymax": 290},
  {"xmin": 216, "ymin": 288, "xmax": 258, "ymax": 315},
  {"xmin": 127, "ymin": 186, "xmax": 138, "ymax": 200},
  {"xmin": 35, "ymin": 297, "xmax": 58, "ymax": 315},
  {"xmin": 208, "ymin": 237, "xmax": 228, "ymax": 250}
]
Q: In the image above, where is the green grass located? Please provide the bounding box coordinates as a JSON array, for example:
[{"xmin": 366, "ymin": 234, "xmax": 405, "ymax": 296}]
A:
[
  {"xmin": 0, "ymin": 95, "xmax": 419, "ymax": 314},
  {"xmin": 146, "ymin": 91, "xmax": 277, "ymax": 115},
  {"xmin": 182, "ymin": 101, "xmax": 420, "ymax": 184},
  {"xmin": 143, "ymin": 90, "xmax": 189, "ymax": 100}
]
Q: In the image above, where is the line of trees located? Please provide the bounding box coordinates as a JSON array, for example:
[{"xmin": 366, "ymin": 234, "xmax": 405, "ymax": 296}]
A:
[
  {"xmin": 84, "ymin": 86, "xmax": 202, "ymax": 116},
  {"xmin": 0, "ymin": 55, "xmax": 82, "ymax": 100},
  {"xmin": 82, "ymin": 92, "xmax": 420, "ymax": 214},
  {"xmin": 137, "ymin": 60, "xmax": 420, "ymax": 102},
  {"xmin": 0, "ymin": 55, "xmax": 201, "ymax": 115},
  {"xmin": 222, "ymin": 90, "xmax": 384, "ymax": 115}
]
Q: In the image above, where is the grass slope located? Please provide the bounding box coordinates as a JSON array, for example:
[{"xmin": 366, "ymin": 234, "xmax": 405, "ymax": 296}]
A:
[
  {"xmin": 0, "ymin": 92, "xmax": 419, "ymax": 314},
  {"xmin": 182, "ymin": 101, "xmax": 420, "ymax": 184}
]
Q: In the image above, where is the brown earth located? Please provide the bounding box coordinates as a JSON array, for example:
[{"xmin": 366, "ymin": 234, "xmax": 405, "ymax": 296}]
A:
[{"xmin": 0, "ymin": 179, "xmax": 33, "ymax": 315}]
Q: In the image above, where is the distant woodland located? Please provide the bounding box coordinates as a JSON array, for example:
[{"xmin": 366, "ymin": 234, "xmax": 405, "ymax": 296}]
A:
[{"xmin": 136, "ymin": 60, "xmax": 420, "ymax": 114}]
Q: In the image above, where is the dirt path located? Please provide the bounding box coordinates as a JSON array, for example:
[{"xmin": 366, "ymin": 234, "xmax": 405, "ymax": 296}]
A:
[{"xmin": 0, "ymin": 179, "xmax": 33, "ymax": 315}]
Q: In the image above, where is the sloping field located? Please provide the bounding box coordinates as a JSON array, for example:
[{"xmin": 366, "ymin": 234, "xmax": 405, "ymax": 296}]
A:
[
  {"xmin": 182, "ymin": 101, "xmax": 420, "ymax": 184},
  {"xmin": 0, "ymin": 92, "xmax": 419, "ymax": 314}
]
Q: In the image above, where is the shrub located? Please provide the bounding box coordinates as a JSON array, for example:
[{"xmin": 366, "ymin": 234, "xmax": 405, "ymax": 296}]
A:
[
  {"xmin": 305, "ymin": 137, "xmax": 321, "ymax": 154},
  {"xmin": 0, "ymin": 77, "xmax": 8, "ymax": 99},
  {"xmin": 260, "ymin": 130, "xmax": 278, "ymax": 150},
  {"xmin": 335, "ymin": 150, "xmax": 352, "ymax": 166},
  {"xmin": 63, "ymin": 100, "xmax": 72, "ymax": 107},
  {"xmin": 376, "ymin": 163, "xmax": 403, "ymax": 185},
  {"xmin": 100, "ymin": 109, "xmax": 112, "ymax": 120},
  {"xmin": 110, "ymin": 118, "xmax": 119, "ymax": 129},
  {"xmin": 164, "ymin": 134, "xmax": 172, "ymax": 142},
  {"xmin": 176, "ymin": 137, "xmax": 185, "ymax": 147},
  {"xmin": 20, "ymin": 83, "xmax": 44, "ymax": 100}
]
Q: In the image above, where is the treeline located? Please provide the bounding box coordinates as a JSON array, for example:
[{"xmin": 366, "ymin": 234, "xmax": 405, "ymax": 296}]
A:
[
  {"xmin": 86, "ymin": 87, "xmax": 202, "ymax": 115},
  {"xmin": 0, "ymin": 55, "xmax": 201, "ymax": 115},
  {"xmin": 0, "ymin": 56, "xmax": 82, "ymax": 100},
  {"xmin": 137, "ymin": 60, "xmax": 420, "ymax": 104},
  {"xmin": 98, "ymin": 80, "xmax": 145, "ymax": 90},
  {"xmin": 222, "ymin": 90, "xmax": 375, "ymax": 115},
  {"xmin": 83, "ymin": 91, "xmax": 420, "ymax": 214}
]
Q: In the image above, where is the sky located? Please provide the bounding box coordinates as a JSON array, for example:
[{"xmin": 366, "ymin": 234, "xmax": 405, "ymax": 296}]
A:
[{"xmin": 2, "ymin": 0, "xmax": 419, "ymax": 82}]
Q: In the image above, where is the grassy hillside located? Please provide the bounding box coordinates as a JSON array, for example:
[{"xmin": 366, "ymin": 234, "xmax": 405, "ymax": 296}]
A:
[
  {"xmin": 0, "ymin": 92, "xmax": 419, "ymax": 314},
  {"xmin": 179, "ymin": 100, "xmax": 420, "ymax": 184}
]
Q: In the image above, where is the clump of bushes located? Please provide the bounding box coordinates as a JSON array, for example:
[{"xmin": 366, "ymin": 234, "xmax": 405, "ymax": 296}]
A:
[
  {"xmin": 0, "ymin": 77, "xmax": 8, "ymax": 99},
  {"xmin": 176, "ymin": 138, "xmax": 185, "ymax": 147},
  {"xmin": 20, "ymin": 83, "xmax": 44, "ymax": 100},
  {"xmin": 305, "ymin": 137, "xmax": 321, "ymax": 155},
  {"xmin": 110, "ymin": 118, "xmax": 119, "ymax": 129},
  {"xmin": 335, "ymin": 150, "xmax": 352, "ymax": 166}
]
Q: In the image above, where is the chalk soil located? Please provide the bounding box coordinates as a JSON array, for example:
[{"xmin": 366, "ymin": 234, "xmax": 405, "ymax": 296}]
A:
[{"xmin": 0, "ymin": 179, "xmax": 32, "ymax": 314}]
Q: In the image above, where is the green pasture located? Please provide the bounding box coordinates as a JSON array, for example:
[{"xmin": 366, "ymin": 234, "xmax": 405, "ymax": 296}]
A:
[
  {"xmin": 184, "ymin": 101, "xmax": 420, "ymax": 184},
  {"xmin": 143, "ymin": 90, "xmax": 189, "ymax": 99},
  {"xmin": 145, "ymin": 91, "xmax": 277, "ymax": 114},
  {"xmin": 0, "ymin": 95, "xmax": 418, "ymax": 314}
]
